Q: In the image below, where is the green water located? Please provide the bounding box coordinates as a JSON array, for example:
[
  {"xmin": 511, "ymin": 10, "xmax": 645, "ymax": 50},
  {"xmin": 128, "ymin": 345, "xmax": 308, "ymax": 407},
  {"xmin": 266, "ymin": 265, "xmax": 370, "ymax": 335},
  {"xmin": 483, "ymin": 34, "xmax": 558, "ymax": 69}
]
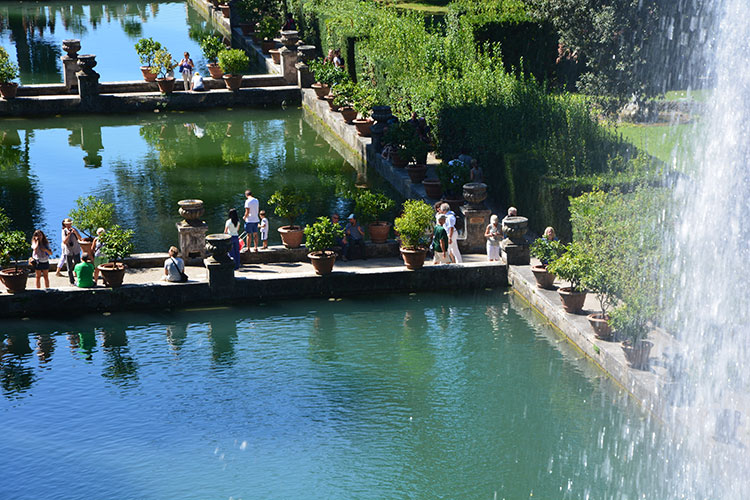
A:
[
  {"xmin": 0, "ymin": 1, "xmax": 248, "ymax": 84},
  {"xmin": 0, "ymin": 107, "xmax": 394, "ymax": 254},
  {"xmin": 0, "ymin": 291, "xmax": 670, "ymax": 499}
]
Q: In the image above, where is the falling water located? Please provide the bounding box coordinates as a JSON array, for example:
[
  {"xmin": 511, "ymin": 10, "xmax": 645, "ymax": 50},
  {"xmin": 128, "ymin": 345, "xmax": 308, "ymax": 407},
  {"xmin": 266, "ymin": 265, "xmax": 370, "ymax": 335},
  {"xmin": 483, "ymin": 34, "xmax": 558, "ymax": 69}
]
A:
[{"xmin": 664, "ymin": 0, "xmax": 750, "ymax": 496}]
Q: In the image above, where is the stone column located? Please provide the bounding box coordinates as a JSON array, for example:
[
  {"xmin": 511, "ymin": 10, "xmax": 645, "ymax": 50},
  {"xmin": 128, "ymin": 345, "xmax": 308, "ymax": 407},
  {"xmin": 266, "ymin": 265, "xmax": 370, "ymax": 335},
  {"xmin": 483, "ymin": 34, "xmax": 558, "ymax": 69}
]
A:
[
  {"xmin": 501, "ymin": 216, "xmax": 530, "ymax": 265},
  {"xmin": 61, "ymin": 39, "xmax": 81, "ymax": 91},
  {"xmin": 176, "ymin": 200, "xmax": 208, "ymax": 261},
  {"xmin": 296, "ymin": 62, "xmax": 313, "ymax": 88},
  {"xmin": 279, "ymin": 46, "xmax": 298, "ymax": 84},
  {"xmin": 459, "ymin": 183, "xmax": 490, "ymax": 253},
  {"xmin": 76, "ymin": 54, "xmax": 100, "ymax": 108},
  {"xmin": 204, "ymin": 234, "xmax": 234, "ymax": 295}
]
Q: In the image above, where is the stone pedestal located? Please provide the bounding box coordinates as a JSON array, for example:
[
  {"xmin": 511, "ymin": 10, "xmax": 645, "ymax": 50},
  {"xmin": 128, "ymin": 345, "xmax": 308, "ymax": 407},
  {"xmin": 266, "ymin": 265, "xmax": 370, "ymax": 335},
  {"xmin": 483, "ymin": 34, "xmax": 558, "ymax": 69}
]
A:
[
  {"xmin": 460, "ymin": 205, "xmax": 491, "ymax": 253},
  {"xmin": 501, "ymin": 215, "xmax": 530, "ymax": 265},
  {"xmin": 297, "ymin": 45, "xmax": 316, "ymax": 64},
  {"xmin": 76, "ymin": 54, "xmax": 100, "ymax": 107},
  {"xmin": 296, "ymin": 62, "xmax": 314, "ymax": 88},
  {"xmin": 279, "ymin": 46, "xmax": 298, "ymax": 84},
  {"xmin": 204, "ymin": 233, "xmax": 234, "ymax": 295},
  {"xmin": 177, "ymin": 221, "xmax": 208, "ymax": 260},
  {"xmin": 61, "ymin": 39, "xmax": 81, "ymax": 90}
]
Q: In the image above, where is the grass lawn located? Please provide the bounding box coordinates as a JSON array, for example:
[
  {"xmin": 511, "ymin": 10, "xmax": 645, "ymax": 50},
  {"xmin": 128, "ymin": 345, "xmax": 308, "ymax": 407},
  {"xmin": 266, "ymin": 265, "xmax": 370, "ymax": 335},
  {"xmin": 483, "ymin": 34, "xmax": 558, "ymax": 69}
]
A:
[
  {"xmin": 661, "ymin": 89, "xmax": 711, "ymax": 102},
  {"xmin": 611, "ymin": 121, "xmax": 698, "ymax": 164},
  {"xmin": 393, "ymin": 2, "xmax": 449, "ymax": 13}
]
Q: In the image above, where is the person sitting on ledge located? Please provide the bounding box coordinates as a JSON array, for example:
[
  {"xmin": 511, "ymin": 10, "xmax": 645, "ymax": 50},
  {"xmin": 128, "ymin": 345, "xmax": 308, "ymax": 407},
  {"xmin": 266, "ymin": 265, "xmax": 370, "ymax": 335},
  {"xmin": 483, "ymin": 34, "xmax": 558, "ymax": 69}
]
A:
[
  {"xmin": 191, "ymin": 71, "xmax": 205, "ymax": 92},
  {"xmin": 163, "ymin": 246, "xmax": 186, "ymax": 283},
  {"xmin": 73, "ymin": 253, "xmax": 95, "ymax": 288},
  {"xmin": 343, "ymin": 213, "xmax": 365, "ymax": 261}
]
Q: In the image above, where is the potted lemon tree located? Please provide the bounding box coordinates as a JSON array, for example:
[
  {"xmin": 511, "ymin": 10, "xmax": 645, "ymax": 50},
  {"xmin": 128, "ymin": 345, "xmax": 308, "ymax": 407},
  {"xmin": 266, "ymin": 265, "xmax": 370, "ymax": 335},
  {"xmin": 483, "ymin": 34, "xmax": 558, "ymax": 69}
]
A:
[
  {"xmin": 355, "ymin": 189, "xmax": 395, "ymax": 244},
  {"xmin": 217, "ymin": 48, "xmax": 249, "ymax": 91},
  {"xmin": 97, "ymin": 225, "xmax": 134, "ymax": 287},
  {"xmin": 201, "ymin": 35, "xmax": 226, "ymax": 79},
  {"xmin": 394, "ymin": 199, "xmax": 434, "ymax": 270},
  {"xmin": 268, "ymin": 186, "xmax": 308, "ymax": 248},
  {"xmin": 0, "ymin": 228, "xmax": 29, "ymax": 293},
  {"xmin": 152, "ymin": 48, "xmax": 177, "ymax": 94},
  {"xmin": 530, "ymin": 237, "xmax": 565, "ymax": 289},
  {"xmin": 304, "ymin": 216, "xmax": 344, "ymax": 275},
  {"xmin": 547, "ymin": 242, "xmax": 592, "ymax": 314},
  {"xmin": 134, "ymin": 37, "xmax": 162, "ymax": 82},
  {"xmin": 68, "ymin": 195, "xmax": 115, "ymax": 255}
]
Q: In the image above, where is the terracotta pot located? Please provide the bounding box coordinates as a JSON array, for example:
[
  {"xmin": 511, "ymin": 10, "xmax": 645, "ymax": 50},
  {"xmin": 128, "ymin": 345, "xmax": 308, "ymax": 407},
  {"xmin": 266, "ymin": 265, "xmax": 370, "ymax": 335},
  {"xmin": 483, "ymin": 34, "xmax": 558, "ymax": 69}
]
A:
[
  {"xmin": 390, "ymin": 151, "xmax": 409, "ymax": 168},
  {"xmin": 0, "ymin": 82, "xmax": 18, "ymax": 100},
  {"xmin": 588, "ymin": 313, "xmax": 613, "ymax": 340},
  {"xmin": 406, "ymin": 164, "xmax": 427, "ymax": 183},
  {"xmin": 239, "ymin": 23, "xmax": 254, "ymax": 36},
  {"xmin": 219, "ymin": 4, "xmax": 231, "ymax": 18},
  {"xmin": 140, "ymin": 66, "xmax": 157, "ymax": 82},
  {"xmin": 156, "ymin": 77, "xmax": 175, "ymax": 94},
  {"xmin": 558, "ymin": 286, "xmax": 587, "ymax": 314},
  {"xmin": 207, "ymin": 63, "xmax": 223, "ymax": 79},
  {"xmin": 368, "ymin": 222, "xmax": 391, "ymax": 243},
  {"xmin": 78, "ymin": 238, "xmax": 94, "ymax": 256},
  {"xmin": 269, "ymin": 49, "xmax": 281, "ymax": 65},
  {"xmin": 0, "ymin": 268, "xmax": 28, "ymax": 293},
  {"xmin": 622, "ymin": 340, "xmax": 653, "ymax": 370},
  {"xmin": 261, "ymin": 40, "xmax": 276, "ymax": 54},
  {"xmin": 531, "ymin": 265, "xmax": 556, "ymax": 289},
  {"xmin": 98, "ymin": 262, "xmax": 127, "ymax": 288},
  {"xmin": 323, "ymin": 94, "xmax": 340, "ymax": 111},
  {"xmin": 308, "ymin": 250, "xmax": 336, "ymax": 275},
  {"xmin": 223, "ymin": 74, "xmax": 243, "ymax": 91},
  {"xmin": 400, "ymin": 247, "xmax": 427, "ymax": 270},
  {"xmin": 422, "ymin": 178, "xmax": 442, "ymax": 199},
  {"xmin": 312, "ymin": 82, "xmax": 330, "ymax": 99},
  {"xmin": 278, "ymin": 225, "xmax": 304, "ymax": 249},
  {"xmin": 353, "ymin": 118, "xmax": 373, "ymax": 137},
  {"xmin": 340, "ymin": 107, "xmax": 357, "ymax": 123}
]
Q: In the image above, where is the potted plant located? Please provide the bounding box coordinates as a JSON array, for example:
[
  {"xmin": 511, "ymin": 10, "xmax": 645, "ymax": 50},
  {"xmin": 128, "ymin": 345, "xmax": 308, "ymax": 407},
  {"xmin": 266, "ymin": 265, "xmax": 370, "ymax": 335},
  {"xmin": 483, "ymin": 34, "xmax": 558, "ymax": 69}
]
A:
[
  {"xmin": 303, "ymin": 216, "xmax": 344, "ymax": 275},
  {"xmin": 217, "ymin": 48, "xmax": 249, "ymax": 91},
  {"xmin": 97, "ymin": 225, "xmax": 134, "ymax": 287},
  {"xmin": 200, "ymin": 34, "xmax": 226, "ymax": 79},
  {"xmin": 0, "ymin": 230, "xmax": 29, "ymax": 293},
  {"xmin": 394, "ymin": 199, "xmax": 434, "ymax": 270},
  {"xmin": 436, "ymin": 159, "xmax": 471, "ymax": 211},
  {"xmin": 257, "ymin": 15, "xmax": 279, "ymax": 54},
  {"xmin": 69, "ymin": 195, "xmax": 115, "ymax": 255},
  {"xmin": 383, "ymin": 122, "xmax": 413, "ymax": 168},
  {"xmin": 355, "ymin": 190, "xmax": 395, "ymax": 243},
  {"xmin": 529, "ymin": 237, "xmax": 565, "ymax": 289},
  {"xmin": 404, "ymin": 134, "xmax": 430, "ymax": 182},
  {"xmin": 268, "ymin": 186, "xmax": 308, "ymax": 248},
  {"xmin": 582, "ymin": 261, "xmax": 617, "ymax": 340},
  {"xmin": 547, "ymin": 242, "xmax": 592, "ymax": 314},
  {"xmin": 308, "ymin": 58, "xmax": 348, "ymax": 99},
  {"xmin": 332, "ymin": 81, "xmax": 358, "ymax": 123},
  {"xmin": 234, "ymin": 0, "xmax": 262, "ymax": 36},
  {"xmin": 0, "ymin": 47, "xmax": 20, "ymax": 100},
  {"xmin": 152, "ymin": 48, "xmax": 177, "ymax": 94},
  {"xmin": 610, "ymin": 300, "xmax": 653, "ymax": 369},
  {"xmin": 422, "ymin": 177, "xmax": 442, "ymax": 199},
  {"xmin": 134, "ymin": 37, "xmax": 162, "ymax": 82},
  {"xmin": 351, "ymin": 82, "xmax": 376, "ymax": 136}
]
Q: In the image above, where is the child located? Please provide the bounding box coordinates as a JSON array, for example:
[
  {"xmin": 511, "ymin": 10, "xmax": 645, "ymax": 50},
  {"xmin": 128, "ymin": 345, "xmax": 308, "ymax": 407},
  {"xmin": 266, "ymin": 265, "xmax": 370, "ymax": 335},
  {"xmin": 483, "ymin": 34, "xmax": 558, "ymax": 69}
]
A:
[{"xmin": 259, "ymin": 210, "xmax": 269, "ymax": 249}]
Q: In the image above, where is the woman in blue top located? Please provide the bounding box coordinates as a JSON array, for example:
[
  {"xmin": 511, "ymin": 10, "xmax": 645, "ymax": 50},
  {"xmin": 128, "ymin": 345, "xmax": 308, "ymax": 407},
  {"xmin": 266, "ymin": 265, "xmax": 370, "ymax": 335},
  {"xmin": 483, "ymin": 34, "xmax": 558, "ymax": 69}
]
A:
[{"xmin": 178, "ymin": 52, "xmax": 194, "ymax": 91}]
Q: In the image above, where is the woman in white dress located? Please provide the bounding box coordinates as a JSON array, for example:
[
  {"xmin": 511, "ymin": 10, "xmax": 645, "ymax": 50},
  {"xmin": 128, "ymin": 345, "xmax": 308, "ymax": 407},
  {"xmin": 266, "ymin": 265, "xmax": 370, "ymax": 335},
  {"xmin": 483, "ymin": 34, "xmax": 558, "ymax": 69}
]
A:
[{"xmin": 484, "ymin": 214, "xmax": 502, "ymax": 261}]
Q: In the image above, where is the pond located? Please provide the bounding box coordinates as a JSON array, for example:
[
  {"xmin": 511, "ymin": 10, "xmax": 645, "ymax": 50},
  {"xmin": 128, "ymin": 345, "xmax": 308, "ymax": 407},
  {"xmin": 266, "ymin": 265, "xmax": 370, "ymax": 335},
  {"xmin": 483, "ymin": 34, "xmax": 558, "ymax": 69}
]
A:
[
  {"xmin": 0, "ymin": 290, "xmax": 671, "ymax": 499},
  {"xmin": 0, "ymin": 1, "xmax": 249, "ymax": 85},
  {"xmin": 0, "ymin": 107, "xmax": 395, "ymax": 254}
]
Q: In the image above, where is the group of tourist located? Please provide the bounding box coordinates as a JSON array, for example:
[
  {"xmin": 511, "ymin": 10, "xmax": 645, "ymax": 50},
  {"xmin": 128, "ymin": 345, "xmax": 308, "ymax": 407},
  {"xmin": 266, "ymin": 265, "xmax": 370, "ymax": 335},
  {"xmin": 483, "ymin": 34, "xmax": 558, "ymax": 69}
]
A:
[
  {"xmin": 432, "ymin": 202, "xmax": 463, "ymax": 265},
  {"xmin": 324, "ymin": 49, "xmax": 344, "ymax": 68}
]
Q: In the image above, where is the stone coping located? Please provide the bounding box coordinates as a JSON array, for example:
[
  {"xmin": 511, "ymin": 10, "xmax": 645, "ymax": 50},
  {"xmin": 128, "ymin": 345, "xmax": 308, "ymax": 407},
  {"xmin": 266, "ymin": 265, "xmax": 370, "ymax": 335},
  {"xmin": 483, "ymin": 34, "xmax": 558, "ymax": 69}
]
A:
[
  {"xmin": 0, "ymin": 257, "xmax": 508, "ymax": 318},
  {"xmin": 508, "ymin": 262, "xmax": 677, "ymax": 419}
]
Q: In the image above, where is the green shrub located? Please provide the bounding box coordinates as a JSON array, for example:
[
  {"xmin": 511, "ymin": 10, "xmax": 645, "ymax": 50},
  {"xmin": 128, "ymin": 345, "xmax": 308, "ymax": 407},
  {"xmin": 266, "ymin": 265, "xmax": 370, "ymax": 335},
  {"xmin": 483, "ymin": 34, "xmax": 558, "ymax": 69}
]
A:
[
  {"xmin": 217, "ymin": 48, "xmax": 249, "ymax": 75},
  {"xmin": 69, "ymin": 196, "xmax": 115, "ymax": 238},
  {"xmin": 394, "ymin": 199, "xmax": 434, "ymax": 249},
  {"xmin": 268, "ymin": 186, "xmax": 308, "ymax": 228},
  {"xmin": 134, "ymin": 37, "xmax": 162, "ymax": 67},
  {"xmin": 547, "ymin": 242, "xmax": 592, "ymax": 293},
  {"xmin": 0, "ymin": 230, "xmax": 27, "ymax": 271},
  {"xmin": 98, "ymin": 225, "xmax": 134, "ymax": 263},
  {"xmin": 0, "ymin": 57, "xmax": 19, "ymax": 83},
  {"xmin": 200, "ymin": 35, "xmax": 225, "ymax": 64},
  {"xmin": 152, "ymin": 48, "xmax": 176, "ymax": 79},
  {"xmin": 304, "ymin": 216, "xmax": 344, "ymax": 253},
  {"xmin": 308, "ymin": 58, "xmax": 348, "ymax": 86},
  {"xmin": 354, "ymin": 190, "xmax": 395, "ymax": 225},
  {"xmin": 530, "ymin": 238, "xmax": 565, "ymax": 267},
  {"xmin": 350, "ymin": 80, "xmax": 376, "ymax": 118},
  {"xmin": 257, "ymin": 15, "xmax": 279, "ymax": 40}
]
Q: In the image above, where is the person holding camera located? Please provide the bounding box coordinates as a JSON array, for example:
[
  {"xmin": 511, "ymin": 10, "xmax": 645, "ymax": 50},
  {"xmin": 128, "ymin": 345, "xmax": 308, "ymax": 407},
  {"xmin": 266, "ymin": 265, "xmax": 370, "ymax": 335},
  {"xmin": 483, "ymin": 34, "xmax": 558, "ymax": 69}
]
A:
[{"xmin": 57, "ymin": 218, "xmax": 81, "ymax": 285}]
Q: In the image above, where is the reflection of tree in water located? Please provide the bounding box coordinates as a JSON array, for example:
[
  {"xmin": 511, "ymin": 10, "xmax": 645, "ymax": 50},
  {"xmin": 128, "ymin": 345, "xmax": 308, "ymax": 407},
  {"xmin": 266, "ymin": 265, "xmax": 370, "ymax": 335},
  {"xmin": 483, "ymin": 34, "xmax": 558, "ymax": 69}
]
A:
[
  {"xmin": 166, "ymin": 323, "xmax": 188, "ymax": 354},
  {"xmin": 0, "ymin": 129, "xmax": 42, "ymax": 236},
  {"xmin": 100, "ymin": 327, "xmax": 139, "ymax": 385},
  {"xmin": 1, "ymin": 333, "xmax": 35, "ymax": 397},
  {"xmin": 206, "ymin": 318, "xmax": 238, "ymax": 367},
  {"xmin": 309, "ymin": 312, "xmax": 338, "ymax": 363}
]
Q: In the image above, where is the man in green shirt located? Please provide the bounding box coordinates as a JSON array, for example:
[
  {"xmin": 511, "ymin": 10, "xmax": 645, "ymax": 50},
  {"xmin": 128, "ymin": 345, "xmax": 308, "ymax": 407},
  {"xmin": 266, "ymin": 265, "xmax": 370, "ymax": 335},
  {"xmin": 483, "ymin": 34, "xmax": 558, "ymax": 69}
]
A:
[
  {"xmin": 432, "ymin": 214, "xmax": 449, "ymax": 265},
  {"xmin": 73, "ymin": 253, "xmax": 96, "ymax": 288}
]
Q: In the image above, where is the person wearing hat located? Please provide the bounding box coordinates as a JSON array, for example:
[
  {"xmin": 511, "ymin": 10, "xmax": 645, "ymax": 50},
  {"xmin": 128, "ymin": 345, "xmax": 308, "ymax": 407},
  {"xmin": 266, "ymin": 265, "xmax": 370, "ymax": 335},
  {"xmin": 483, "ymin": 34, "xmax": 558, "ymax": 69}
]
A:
[
  {"xmin": 343, "ymin": 213, "xmax": 365, "ymax": 261},
  {"xmin": 432, "ymin": 214, "xmax": 449, "ymax": 265},
  {"xmin": 485, "ymin": 214, "xmax": 502, "ymax": 262},
  {"xmin": 56, "ymin": 218, "xmax": 82, "ymax": 285}
]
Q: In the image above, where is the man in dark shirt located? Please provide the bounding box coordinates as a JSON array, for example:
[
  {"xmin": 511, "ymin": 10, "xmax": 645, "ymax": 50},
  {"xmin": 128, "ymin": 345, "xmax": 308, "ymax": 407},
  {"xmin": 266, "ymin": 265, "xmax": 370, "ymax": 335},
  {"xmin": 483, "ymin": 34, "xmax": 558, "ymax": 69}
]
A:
[
  {"xmin": 343, "ymin": 213, "xmax": 366, "ymax": 261},
  {"xmin": 432, "ymin": 214, "xmax": 449, "ymax": 265}
]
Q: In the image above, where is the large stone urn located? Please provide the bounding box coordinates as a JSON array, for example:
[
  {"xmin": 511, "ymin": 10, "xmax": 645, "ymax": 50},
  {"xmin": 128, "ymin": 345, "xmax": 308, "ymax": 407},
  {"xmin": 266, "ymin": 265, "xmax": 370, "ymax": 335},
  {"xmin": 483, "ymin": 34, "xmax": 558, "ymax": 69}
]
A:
[
  {"xmin": 297, "ymin": 45, "xmax": 316, "ymax": 63},
  {"xmin": 178, "ymin": 199, "xmax": 205, "ymax": 224},
  {"xmin": 280, "ymin": 30, "xmax": 299, "ymax": 48},
  {"xmin": 501, "ymin": 215, "xmax": 530, "ymax": 265},
  {"xmin": 62, "ymin": 39, "xmax": 81, "ymax": 58},
  {"xmin": 176, "ymin": 199, "xmax": 208, "ymax": 260},
  {"xmin": 205, "ymin": 234, "xmax": 233, "ymax": 264},
  {"xmin": 462, "ymin": 182, "xmax": 487, "ymax": 209},
  {"xmin": 76, "ymin": 54, "xmax": 100, "ymax": 104},
  {"xmin": 205, "ymin": 233, "xmax": 234, "ymax": 294}
]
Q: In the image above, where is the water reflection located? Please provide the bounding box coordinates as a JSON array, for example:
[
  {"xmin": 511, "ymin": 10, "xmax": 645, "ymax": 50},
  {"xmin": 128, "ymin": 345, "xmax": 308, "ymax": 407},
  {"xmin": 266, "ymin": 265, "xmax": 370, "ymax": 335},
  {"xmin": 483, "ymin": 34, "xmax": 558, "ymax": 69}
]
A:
[
  {"xmin": 206, "ymin": 319, "xmax": 238, "ymax": 367},
  {"xmin": 35, "ymin": 333, "xmax": 56, "ymax": 363},
  {"xmin": 101, "ymin": 327, "xmax": 139, "ymax": 385},
  {"xmin": 1, "ymin": 333, "xmax": 35, "ymax": 396}
]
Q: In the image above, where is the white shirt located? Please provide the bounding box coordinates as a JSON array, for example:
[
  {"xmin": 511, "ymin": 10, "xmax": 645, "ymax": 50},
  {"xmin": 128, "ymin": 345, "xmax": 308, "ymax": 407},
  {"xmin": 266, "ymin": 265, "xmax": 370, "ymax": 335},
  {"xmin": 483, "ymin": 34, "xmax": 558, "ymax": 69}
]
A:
[
  {"xmin": 191, "ymin": 73, "xmax": 204, "ymax": 90},
  {"xmin": 164, "ymin": 257, "xmax": 184, "ymax": 282},
  {"xmin": 225, "ymin": 219, "xmax": 240, "ymax": 236},
  {"xmin": 259, "ymin": 218, "xmax": 269, "ymax": 238},
  {"xmin": 244, "ymin": 197, "xmax": 259, "ymax": 223}
]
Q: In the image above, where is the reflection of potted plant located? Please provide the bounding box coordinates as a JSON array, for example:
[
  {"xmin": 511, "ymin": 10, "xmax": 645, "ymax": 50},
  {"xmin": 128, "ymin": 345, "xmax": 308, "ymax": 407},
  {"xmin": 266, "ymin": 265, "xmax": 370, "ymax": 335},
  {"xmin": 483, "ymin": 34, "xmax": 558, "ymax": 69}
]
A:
[
  {"xmin": 69, "ymin": 195, "xmax": 115, "ymax": 255},
  {"xmin": 394, "ymin": 199, "xmax": 434, "ymax": 270},
  {"xmin": 529, "ymin": 237, "xmax": 564, "ymax": 289},
  {"xmin": 218, "ymin": 48, "xmax": 249, "ymax": 91},
  {"xmin": 268, "ymin": 186, "xmax": 308, "ymax": 248},
  {"xmin": 134, "ymin": 37, "xmax": 162, "ymax": 82},
  {"xmin": 582, "ymin": 261, "xmax": 617, "ymax": 340},
  {"xmin": 152, "ymin": 48, "xmax": 177, "ymax": 94},
  {"xmin": 200, "ymin": 34, "xmax": 225, "ymax": 79},
  {"xmin": 0, "ymin": 228, "xmax": 29, "ymax": 294},
  {"xmin": 97, "ymin": 225, "xmax": 134, "ymax": 288},
  {"xmin": 0, "ymin": 47, "xmax": 20, "ymax": 100},
  {"xmin": 257, "ymin": 15, "xmax": 279, "ymax": 54},
  {"xmin": 355, "ymin": 190, "xmax": 395, "ymax": 243},
  {"xmin": 547, "ymin": 243, "xmax": 591, "ymax": 314},
  {"xmin": 304, "ymin": 216, "xmax": 344, "ymax": 275}
]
